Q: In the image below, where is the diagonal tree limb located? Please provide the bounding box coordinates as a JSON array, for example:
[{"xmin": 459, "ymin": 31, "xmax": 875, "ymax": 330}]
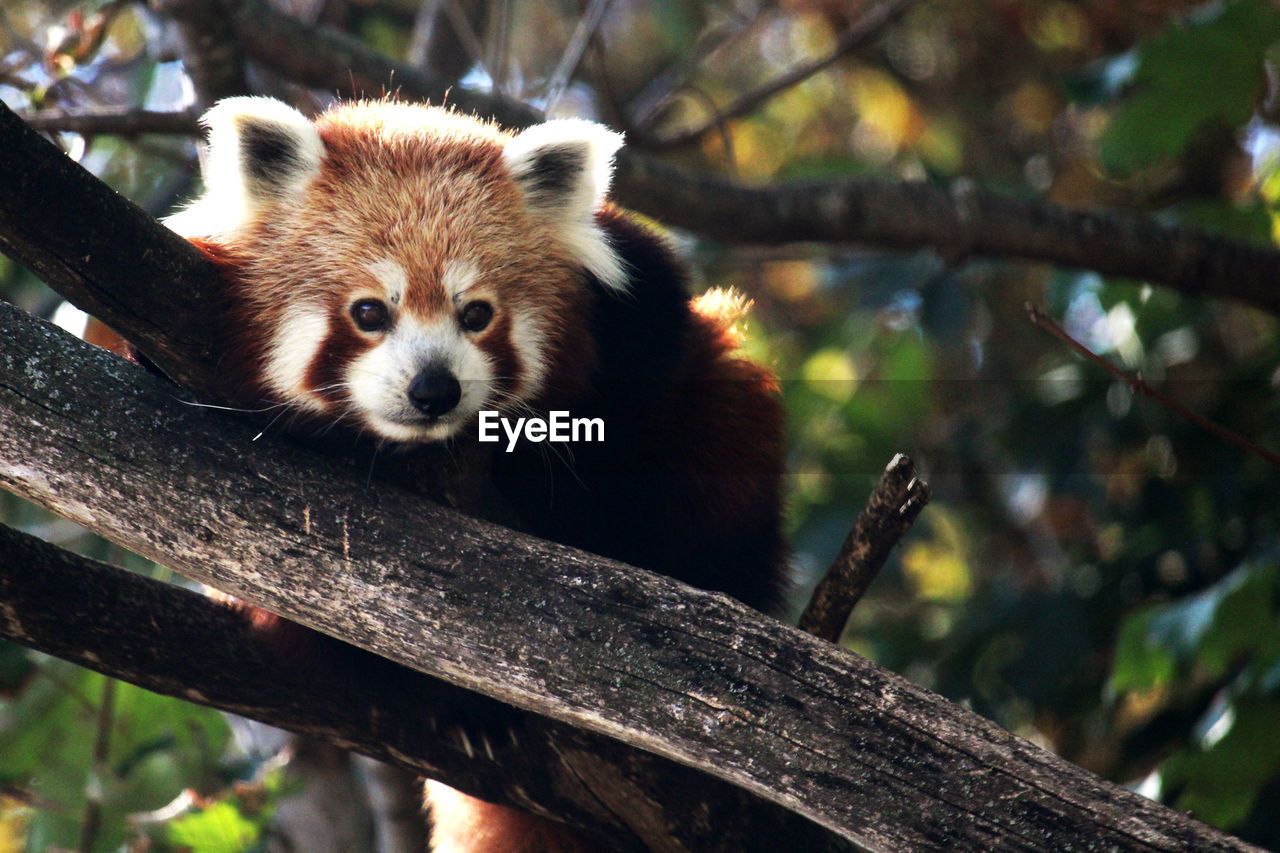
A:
[
  {"xmin": 543, "ymin": 0, "xmax": 618, "ymax": 113},
  {"xmin": 150, "ymin": 0, "xmax": 250, "ymax": 106},
  {"xmin": 1027, "ymin": 303, "xmax": 1280, "ymax": 467},
  {"xmin": 172, "ymin": 0, "xmax": 541, "ymax": 129},
  {"xmin": 0, "ymin": 101, "xmax": 227, "ymax": 402}
]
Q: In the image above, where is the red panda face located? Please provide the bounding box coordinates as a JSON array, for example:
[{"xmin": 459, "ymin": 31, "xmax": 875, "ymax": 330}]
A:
[{"xmin": 167, "ymin": 98, "xmax": 625, "ymax": 442}]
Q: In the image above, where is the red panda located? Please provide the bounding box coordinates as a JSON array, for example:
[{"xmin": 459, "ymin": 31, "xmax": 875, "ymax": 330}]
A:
[{"xmin": 164, "ymin": 96, "xmax": 789, "ymax": 852}]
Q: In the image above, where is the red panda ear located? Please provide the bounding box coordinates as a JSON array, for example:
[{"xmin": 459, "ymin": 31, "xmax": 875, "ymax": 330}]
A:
[
  {"xmin": 502, "ymin": 120, "xmax": 628, "ymax": 291},
  {"xmin": 166, "ymin": 97, "xmax": 324, "ymax": 237}
]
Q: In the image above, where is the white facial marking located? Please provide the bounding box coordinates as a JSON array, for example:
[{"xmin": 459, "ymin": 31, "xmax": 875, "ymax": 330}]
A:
[
  {"xmin": 367, "ymin": 258, "xmax": 408, "ymax": 305},
  {"xmin": 265, "ymin": 307, "xmax": 329, "ymax": 411},
  {"xmin": 442, "ymin": 260, "xmax": 479, "ymax": 301},
  {"xmin": 507, "ymin": 315, "xmax": 547, "ymax": 400}
]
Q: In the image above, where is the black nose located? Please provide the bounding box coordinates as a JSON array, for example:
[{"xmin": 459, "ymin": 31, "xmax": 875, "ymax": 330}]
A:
[{"xmin": 407, "ymin": 368, "xmax": 461, "ymax": 418}]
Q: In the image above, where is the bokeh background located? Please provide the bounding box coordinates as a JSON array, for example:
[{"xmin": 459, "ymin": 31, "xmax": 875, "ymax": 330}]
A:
[{"xmin": 2, "ymin": 0, "xmax": 1279, "ymax": 849}]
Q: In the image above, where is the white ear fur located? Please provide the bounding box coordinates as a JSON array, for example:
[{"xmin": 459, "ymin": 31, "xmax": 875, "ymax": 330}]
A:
[
  {"xmin": 502, "ymin": 119, "xmax": 627, "ymax": 291},
  {"xmin": 165, "ymin": 97, "xmax": 324, "ymax": 237}
]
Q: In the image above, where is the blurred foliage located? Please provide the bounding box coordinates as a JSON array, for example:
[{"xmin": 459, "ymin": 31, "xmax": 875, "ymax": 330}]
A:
[
  {"xmin": 3, "ymin": 0, "xmax": 1280, "ymax": 849},
  {"xmin": 0, "ymin": 651, "xmax": 240, "ymax": 852}
]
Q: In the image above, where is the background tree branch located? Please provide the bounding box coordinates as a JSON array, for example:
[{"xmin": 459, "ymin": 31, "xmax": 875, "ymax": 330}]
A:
[
  {"xmin": 16, "ymin": 107, "xmax": 200, "ymax": 137},
  {"xmin": 639, "ymin": 0, "xmax": 916, "ymax": 149},
  {"xmin": 24, "ymin": 1, "xmax": 1280, "ymax": 317},
  {"xmin": 150, "ymin": 0, "xmax": 249, "ymax": 106},
  {"xmin": 140, "ymin": 0, "xmax": 1280, "ymax": 316}
]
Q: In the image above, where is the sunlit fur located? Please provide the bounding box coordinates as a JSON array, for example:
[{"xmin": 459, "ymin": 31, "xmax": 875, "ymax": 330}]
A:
[{"xmin": 167, "ymin": 98, "xmax": 790, "ymax": 853}]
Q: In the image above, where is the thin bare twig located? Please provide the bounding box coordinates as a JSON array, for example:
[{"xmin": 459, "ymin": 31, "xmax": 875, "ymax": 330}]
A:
[
  {"xmin": 440, "ymin": 0, "xmax": 491, "ymax": 83},
  {"xmin": 150, "ymin": 0, "xmax": 250, "ymax": 106},
  {"xmin": 677, "ymin": 84, "xmax": 738, "ymax": 170},
  {"xmin": 543, "ymin": 0, "xmax": 617, "ymax": 113},
  {"xmin": 1026, "ymin": 303, "xmax": 1280, "ymax": 467},
  {"xmin": 798, "ymin": 453, "xmax": 930, "ymax": 644},
  {"xmin": 645, "ymin": 0, "xmax": 915, "ymax": 149},
  {"xmin": 629, "ymin": 7, "xmax": 761, "ymax": 128},
  {"xmin": 77, "ymin": 676, "xmax": 117, "ymax": 853}
]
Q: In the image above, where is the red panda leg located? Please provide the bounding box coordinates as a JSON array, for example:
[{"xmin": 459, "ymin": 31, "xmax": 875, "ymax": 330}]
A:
[{"xmin": 425, "ymin": 781, "xmax": 597, "ymax": 853}]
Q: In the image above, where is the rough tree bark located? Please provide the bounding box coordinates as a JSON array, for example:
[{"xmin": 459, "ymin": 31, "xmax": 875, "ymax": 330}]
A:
[
  {"xmin": 0, "ymin": 298, "xmax": 1261, "ymax": 852},
  {"xmin": 0, "ymin": 523, "xmax": 839, "ymax": 852}
]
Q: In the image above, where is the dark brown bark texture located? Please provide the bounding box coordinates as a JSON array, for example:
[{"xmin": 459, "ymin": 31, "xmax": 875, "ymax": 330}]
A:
[
  {"xmin": 0, "ymin": 522, "xmax": 841, "ymax": 853},
  {"xmin": 0, "ymin": 101, "xmax": 226, "ymax": 402},
  {"xmin": 799, "ymin": 453, "xmax": 931, "ymax": 643}
]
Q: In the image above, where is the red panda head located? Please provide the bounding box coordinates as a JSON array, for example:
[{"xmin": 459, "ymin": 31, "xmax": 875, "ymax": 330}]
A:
[{"xmin": 167, "ymin": 97, "xmax": 625, "ymax": 443}]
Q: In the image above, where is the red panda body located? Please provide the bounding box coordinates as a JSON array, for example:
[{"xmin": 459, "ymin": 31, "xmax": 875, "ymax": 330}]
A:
[{"xmin": 168, "ymin": 98, "xmax": 789, "ymax": 850}]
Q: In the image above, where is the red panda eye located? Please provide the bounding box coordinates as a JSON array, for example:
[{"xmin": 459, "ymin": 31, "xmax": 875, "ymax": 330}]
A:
[
  {"xmin": 351, "ymin": 298, "xmax": 390, "ymax": 332},
  {"xmin": 459, "ymin": 300, "xmax": 493, "ymax": 333}
]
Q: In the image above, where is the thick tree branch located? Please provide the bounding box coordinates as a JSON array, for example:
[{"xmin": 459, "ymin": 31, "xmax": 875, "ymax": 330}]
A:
[
  {"xmin": 0, "ymin": 522, "xmax": 837, "ymax": 852},
  {"xmin": 159, "ymin": 0, "xmax": 540, "ymax": 129},
  {"xmin": 0, "ymin": 102, "xmax": 226, "ymax": 402},
  {"xmin": 0, "ymin": 300, "xmax": 1260, "ymax": 853},
  {"xmin": 607, "ymin": 160, "xmax": 1280, "ymax": 316}
]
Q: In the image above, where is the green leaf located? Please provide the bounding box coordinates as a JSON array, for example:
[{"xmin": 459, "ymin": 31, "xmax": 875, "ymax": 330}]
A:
[
  {"xmin": 1109, "ymin": 607, "xmax": 1177, "ymax": 693},
  {"xmin": 1164, "ymin": 697, "xmax": 1280, "ymax": 828},
  {"xmin": 1197, "ymin": 563, "xmax": 1277, "ymax": 678},
  {"xmin": 1097, "ymin": 0, "xmax": 1280, "ymax": 175},
  {"xmin": 165, "ymin": 800, "xmax": 261, "ymax": 853},
  {"xmin": 1110, "ymin": 563, "xmax": 1278, "ymax": 693}
]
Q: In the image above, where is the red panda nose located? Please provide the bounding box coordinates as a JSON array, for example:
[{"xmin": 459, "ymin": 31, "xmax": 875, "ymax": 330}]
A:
[{"xmin": 407, "ymin": 368, "xmax": 462, "ymax": 418}]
